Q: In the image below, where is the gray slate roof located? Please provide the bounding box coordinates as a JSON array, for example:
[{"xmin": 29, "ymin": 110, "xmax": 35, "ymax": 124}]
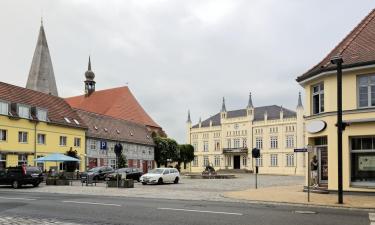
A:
[{"xmin": 192, "ymin": 105, "xmax": 296, "ymax": 128}]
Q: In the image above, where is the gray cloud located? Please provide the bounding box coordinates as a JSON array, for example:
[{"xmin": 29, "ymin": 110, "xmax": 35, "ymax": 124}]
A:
[{"xmin": 0, "ymin": 0, "xmax": 374, "ymax": 142}]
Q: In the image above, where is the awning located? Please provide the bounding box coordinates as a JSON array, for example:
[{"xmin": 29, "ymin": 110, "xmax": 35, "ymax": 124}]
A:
[{"xmin": 34, "ymin": 153, "xmax": 80, "ymax": 162}]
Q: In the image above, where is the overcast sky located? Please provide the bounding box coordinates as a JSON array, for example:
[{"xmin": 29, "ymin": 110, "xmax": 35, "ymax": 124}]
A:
[{"xmin": 0, "ymin": 0, "xmax": 374, "ymax": 143}]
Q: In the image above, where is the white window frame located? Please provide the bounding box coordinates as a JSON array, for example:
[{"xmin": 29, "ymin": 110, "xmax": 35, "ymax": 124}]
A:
[
  {"xmin": 74, "ymin": 137, "xmax": 81, "ymax": 147},
  {"xmin": 270, "ymin": 154, "xmax": 278, "ymax": 167},
  {"xmin": 312, "ymin": 83, "xmax": 324, "ymax": 114},
  {"xmin": 358, "ymin": 75, "xmax": 375, "ymax": 108},
  {"xmin": 59, "ymin": 136, "xmax": 67, "ymax": 146},
  {"xmin": 214, "ymin": 140, "xmax": 220, "ymax": 151},
  {"xmin": 193, "ymin": 156, "xmax": 198, "ymax": 167},
  {"xmin": 214, "ymin": 156, "xmax": 220, "ymax": 167},
  {"xmin": 203, "ymin": 141, "xmax": 209, "ymax": 152},
  {"xmin": 256, "ymin": 137, "xmax": 263, "ymax": 149},
  {"xmin": 286, "ymin": 135, "xmax": 294, "ymax": 148},
  {"xmin": 0, "ymin": 101, "xmax": 8, "ymax": 115},
  {"xmin": 286, "ymin": 154, "xmax": 294, "ymax": 167},
  {"xmin": 37, "ymin": 133, "xmax": 46, "ymax": 145},
  {"xmin": 18, "ymin": 131, "xmax": 28, "ymax": 143},
  {"xmin": 18, "ymin": 105, "xmax": 30, "ymax": 119},
  {"xmin": 270, "ymin": 136, "xmax": 278, "ymax": 149},
  {"xmin": 255, "ymin": 155, "xmax": 263, "ymax": 167},
  {"xmin": 0, "ymin": 129, "xmax": 7, "ymax": 141},
  {"xmin": 203, "ymin": 156, "xmax": 209, "ymax": 167},
  {"xmin": 36, "ymin": 108, "xmax": 48, "ymax": 121}
]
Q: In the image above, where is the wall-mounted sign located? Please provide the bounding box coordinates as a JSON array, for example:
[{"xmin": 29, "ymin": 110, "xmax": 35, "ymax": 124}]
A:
[
  {"xmin": 100, "ymin": 141, "xmax": 107, "ymax": 150},
  {"xmin": 306, "ymin": 120, "xmax": 326, "ymax": 134}
]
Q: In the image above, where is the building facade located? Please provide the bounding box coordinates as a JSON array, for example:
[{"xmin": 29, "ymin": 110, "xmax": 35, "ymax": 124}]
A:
[
  {"xmin": 186, "ymin": 94, "xmax": 305, "ymax": 175},
  {"xmin": 76, "ymin": 110, "xmax": 155, "ymax": 172},
  {"xmin": 297, "ymin": 9, "xmax": 375, "ymax": 192},
  {"xmin": 0, "ymin": 82, "xmax": 86, "ymax": 171}
]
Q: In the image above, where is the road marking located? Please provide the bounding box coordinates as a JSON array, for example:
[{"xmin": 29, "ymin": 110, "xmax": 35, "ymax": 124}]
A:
[
  {"xmin": 0, "ymin": 196, "xmax": 36, "ymax": 201},
  {"xmin": 157, "ymin": 207, "xmax": 243, "ymax": 216},
  {"xmin": 62, "ymin": 200, "xmax": 121, "ymax": 207},
  {"xmin": 294, "ymin": 211, "xmax": 316, "ymax": 214},
  {"xmin": 369, "ymin": 213, "xmax": 375, "ymax": 224}
]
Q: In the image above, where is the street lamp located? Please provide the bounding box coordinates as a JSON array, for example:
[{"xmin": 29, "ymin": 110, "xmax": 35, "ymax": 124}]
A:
[{"xmin": 331, "ymin": 55, "xmax": 344, "ymax": 204}]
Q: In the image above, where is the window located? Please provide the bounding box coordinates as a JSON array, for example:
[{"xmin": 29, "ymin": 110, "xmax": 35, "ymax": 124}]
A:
[
  {"xmin": 351, "ymin": 136, "xmax": 375, "ymax": 185},
  {"xmin": 64, "ymin": 117, "xmax": 71, "ymax": 123},
  {"xmin": 226, "ymin": 156, "xmax": 232, "ymax": 166},
  {"xmin": 234, "ymin": 139, "xmax": 240, "ymax": 148},
  {"xmin": 270, "ymin": 154, "xmax": 278, "ymax": 167},
  {"xmin": 110, "ymin": 159, "xmax": 116, "ymax": 168},
  {"xmin": 0, "ymin": 101, "xmax": 8, "ymax": 115},
  {"xmin": 358, "ymin": 75, "xmax": 375, "ymax": 108},
  {"xmin": 18, "ymin": 154, "xmax": 27, "ymax": 166},
  {"xmin": 203, "ymin": 141, "xmax": 209, "ymax": 152},
  {"xmin": 256, "ymin": 137, "xmax": 263, "ymax": 149},
  {"xmin": 193, "ymin": 156, "xmax": 198, "ymax": 167},
  {"xmin": 214, "ymin": 156, "xmax": 220, "ymax": 167},
  {"xmin": 193, "ymin": 142, "xmax": 198, "ymax": 152},
  {"xmin": 227, "ymin": 139, "xmax": 231, "ymax": 148},
  {"xmin": 37, "ymin": 134, "xmax": 46, "ymax": 144},
  {"xmin": 18, "ymin": 131, "xmax": 28, "ymax": 143},
  {"xmin": 0, "ymin": 154, "xmax": 6, "ymax": 169},
  {"xmin": 243, "ymin": 138, "xmax": 247, "ymax": 148},
  {"xmin": 59, "ymin": 136, "xmax": 67, "ymax": 146},
  {"xmin": 242, "ymin": 156, "xmax": 247, "ymax": 166},
  {"xmin": 214, "ymin": 140, "xmax": 220, "ymax": 151},
  {"xmin": 203, "ymin": 156, "xmax": 209, "ymax": 166},
  {"xmin": 270, "ymin": 136, "xmax": 278, "ymax": 149},
  {"xmin": 286, "ymin": 135, "xmax": 294, "ymax": 148},
  {"xmin": 89, "ymin": 139, "xmax": 97, "ymax": 150},
  {"xmin": 286, "ymin": 154, "xmax": 294, "ymax": 167},
  {"xmin": 256, "ymin": 155, "xmax": 263, "ymax": 167},
  {"xmin": 203, "ymin": 133, "xmax": 209, "ymax": 139},
  {"xmin": 18, "ymin": 105, "xmax": 30, "ymax": 119},
  {"xmin": 74, "ymin": 138, "xmax": 81, "ymax": 147},
  {"xmin": 37, "ymin": 109, "xmax": 47, "ymax": 121},
  {"xmin": 0, "ymin": 129, "xmax": 7, "ymax": 141},
  {"xmin": 73, "ymin": 119, "xmax": 80, "ymax": 125},
  {"xmin": 312, "ymin": 83, "xmax": 324, "ymax": 114}
]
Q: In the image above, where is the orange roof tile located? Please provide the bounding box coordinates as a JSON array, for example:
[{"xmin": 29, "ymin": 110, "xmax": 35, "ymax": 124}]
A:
[{"xmin": 65, "ymin": 86, "xmax": 160, "ymax": 128}]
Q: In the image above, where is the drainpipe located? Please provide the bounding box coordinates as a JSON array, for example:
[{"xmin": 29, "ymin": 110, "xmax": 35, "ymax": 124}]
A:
[{"xmin": 34, "ymin": 121, "xmax": 37, "ymax": 166}]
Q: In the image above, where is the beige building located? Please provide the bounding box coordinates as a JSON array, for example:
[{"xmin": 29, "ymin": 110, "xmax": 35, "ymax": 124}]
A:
[
  {"xmin": 186, "ymin": 93, "xmax": 305, "ymax": 175},
  {"xmin": 297, "ymin": 9, "xmax": 375, "ymax": 191}
]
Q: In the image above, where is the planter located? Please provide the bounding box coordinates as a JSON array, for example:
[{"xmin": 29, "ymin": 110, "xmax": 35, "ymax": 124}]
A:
[
  {"xmin": 55, "ymin": 179, "xmax": 70, "ymax": 186},
  {"xmin": 46, "ymin": 178, "xmax": 56, "ymax": 185},
  {"xmin": 107, "ymin": 179, "xmax": 134, "ymax": 188}
]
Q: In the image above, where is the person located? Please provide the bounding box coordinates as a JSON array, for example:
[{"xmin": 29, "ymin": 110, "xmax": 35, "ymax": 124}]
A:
[{"xmin": 310, "ymin": 155, "xmax": 319, "ymax": 188}]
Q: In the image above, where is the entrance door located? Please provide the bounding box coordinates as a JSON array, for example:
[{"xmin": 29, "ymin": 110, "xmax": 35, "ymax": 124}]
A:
[
  {"xmin": 318, "ymin": 147, "xmax": 328, "ymax": 183},
  {"xmin": 233, "ymin": 156, "xmax": 241, "ymax": 169}
]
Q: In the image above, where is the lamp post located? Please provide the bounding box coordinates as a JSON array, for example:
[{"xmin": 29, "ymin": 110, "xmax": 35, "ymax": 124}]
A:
[{"xmin": 331, "ymin": 55, "xmax": 344, "ymax": 204}]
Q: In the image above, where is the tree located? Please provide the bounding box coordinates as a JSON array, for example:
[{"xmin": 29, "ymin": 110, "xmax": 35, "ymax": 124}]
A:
[
  {"xmin": 65, "ymin": 148, "xmax": 79, "ymax": 172},
  {"xmin": 178, "ymin": 144, "xmax": 195, "ymax": 169},
  {"xmin": 153, "ymin": 136, "xmax": 179, "ymax": 167},
  {"xmin": 118, "ymin": 153, "xmax": 128, "ymax": 168}
]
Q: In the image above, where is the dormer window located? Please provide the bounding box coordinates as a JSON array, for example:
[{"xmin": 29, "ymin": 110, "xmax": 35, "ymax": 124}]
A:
[
  {"xmin": 64, "ymin": 117, "xmax": 71, "ymax": 123},
  {"xmin": 18, "ymin": 105, "xmax": 30, "ymax": 119},
  {"xmin": 116, "ymin": 129, "xmax": 120, "ymax": 134},
  {"xmin": 94, "ymin": 125, "xmax": 98, "ymax": 130},
  {"xmin": 0, "ymin": 101, "xmax": 8, "ymax": 115},
  {"xmin": 37, "ymin": 109, "xmax": 47, "ymax": 121},
  {"xmin": 104, "ymin": 128, "xmax": 108, "ymax": 132}
]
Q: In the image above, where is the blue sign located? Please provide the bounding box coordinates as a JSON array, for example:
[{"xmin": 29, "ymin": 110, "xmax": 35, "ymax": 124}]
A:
[{"xmin": 100, "ymin": 141, "xmax": 107, "ymax": 150}]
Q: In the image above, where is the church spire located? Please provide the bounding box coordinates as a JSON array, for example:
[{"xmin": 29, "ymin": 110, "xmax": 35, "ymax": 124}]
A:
[
  {"xmin": 221, "ymin": 97, "xmax": 226, "ymax": 112},
  {"xmin": 187, "ymin": 110, "xmax": 192, "ymax": 123},
  {"xmin": 247, "ymin": 92, "xmax": 254, "ymax": 108},
  {"xmin": 84, "ymin": 56, "xmax": 96, "ymax": 96},
  {"xmin": 26, "ymin": 21, "xmax": 58, "ymax": 96},
  {"xmin": 297, "ymin": 92, "xmax": 303, "ymax": 108}
]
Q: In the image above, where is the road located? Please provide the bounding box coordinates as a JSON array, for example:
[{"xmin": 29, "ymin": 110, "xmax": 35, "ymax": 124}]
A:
[{"xmin": 0, "ymin": 190, "xmax": 371, "ymax": 225}]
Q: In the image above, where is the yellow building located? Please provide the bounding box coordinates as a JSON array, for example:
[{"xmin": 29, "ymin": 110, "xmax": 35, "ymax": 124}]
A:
[
  {"xmin": 0, "ymin": 82, "xmax": 87, "ymax": 171},
  {"xmin": 296, "ymin": 9, "xmax": 375, "ymax": 191},
  {"xmin": 186, "ymin": 93, "xmax": 305, "ymax": 175}
]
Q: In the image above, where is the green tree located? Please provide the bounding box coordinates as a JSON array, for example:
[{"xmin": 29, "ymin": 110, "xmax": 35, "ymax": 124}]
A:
[
  {"xmin": 153, "ymin": 136, "xmax": 179, "ymax": 167},
  {"xmin": 117, "ymin": 153, "xmax": 127, "ymax": 168},
  {"xmin": 178, "ymin": 144, "xmax": 195, "ymax": 169},
  {"xmin": 65, "ymin": 148, "xmax": 78, "ymax": 172}
]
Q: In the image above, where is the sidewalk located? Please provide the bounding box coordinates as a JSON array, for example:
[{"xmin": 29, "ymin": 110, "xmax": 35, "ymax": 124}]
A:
[{"xmin": 224, "ymin": 185, "xmax": 375, "ymax": 209}]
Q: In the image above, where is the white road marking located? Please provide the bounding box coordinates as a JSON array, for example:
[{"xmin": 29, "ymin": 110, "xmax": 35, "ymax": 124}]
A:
[
  {"xmin": 294, "ymin": 211, "xmax": 316, "ymax": 214},
  {"xmin": 369, "ymin": 213, "xmax": 375, "ymax": 224},
  {"xmin": 157, "ymin": 207, "xmax": 243, "ymax": 216},
  {"xmin": 0, "ymin": 196, "xmax": 36, "ymax": 201},
  {"xmin": 62, "ymin": 200, "xmax": 121, "ymax": 207}
]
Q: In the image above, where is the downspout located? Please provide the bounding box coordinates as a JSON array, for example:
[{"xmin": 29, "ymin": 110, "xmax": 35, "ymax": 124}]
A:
[{"xmin": 34, "ymin": 121, "xmax": 37, "ymax": 166}]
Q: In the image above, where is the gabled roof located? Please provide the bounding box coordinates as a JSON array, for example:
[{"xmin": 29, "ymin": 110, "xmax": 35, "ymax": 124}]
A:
[
  {"xmin": 65, "ymin": 86, "xmax": 160, "ymax": 128},
  {"xmin": 0, "ymin": 81, "xmax": 86, "ymax": 129},
  {"xmin": 75, "ymin": 110, "xmax": 154, "ymax": 146},
  {"xmin": 192, "ymin": 105, "xmax": 296, "ymax": 128},
  {"xmin": 26, "ymin": 23, "xmax": 58, "ymax": 96},
  {"xmin": 297, "ymin": 9, "xmax": 375, "ymax": 82}
]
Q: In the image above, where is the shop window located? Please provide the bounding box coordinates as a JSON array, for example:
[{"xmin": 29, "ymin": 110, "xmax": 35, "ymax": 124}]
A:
[
  {"xmin": 351, "ymin": 137, "xmax": 375, "ymax": 185},
  {"xmin": 18, "ymin": 154, "xmax": 27, "ymax": 166},
  {"xmin": 0, "ymin": 154, "xmax": 6, "ymax": 169}
]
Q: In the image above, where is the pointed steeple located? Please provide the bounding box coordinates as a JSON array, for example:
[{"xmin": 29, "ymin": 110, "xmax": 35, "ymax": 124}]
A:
[
  {"xmin": 84, "ymin": 56, "xmax": 96, "ymax": 96},
  {"xmin": 297, "ymin": 92, "xmax": 303, "ymax": 108},
  {"xmin": 247, "ymin": 92, "xmax": 254, "ymax": 108},
  {"xmin": 187, "ymin": 110, "xmax": 192, "ymax": 123},
  {"xmin": 221, "ymin": 97, "xmax": 226, "ymax": 112},
  {"xmin": 26, "ymin": 21, "xmax": 58, "ymax": 96}
]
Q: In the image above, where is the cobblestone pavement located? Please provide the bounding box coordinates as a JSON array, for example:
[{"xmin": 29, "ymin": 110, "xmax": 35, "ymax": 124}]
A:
[
  {"xmin": 0, "ymin": 216, "xmax": 84, "ymax": 225},
  {"xmin": 0, "ymin": 174, "xmax": 304, "ymax": 202}
]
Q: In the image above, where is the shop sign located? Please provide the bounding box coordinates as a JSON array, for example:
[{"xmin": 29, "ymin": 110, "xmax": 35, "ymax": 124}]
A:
[{"xmin": 306, "ymin": 120, "xmax": 326, "ymax": 134}]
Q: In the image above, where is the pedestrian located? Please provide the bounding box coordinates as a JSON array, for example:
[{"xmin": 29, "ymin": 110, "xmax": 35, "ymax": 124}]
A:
[{"xmin": 311, "ymin": 155, "xmax": 319, "ymax": 188}]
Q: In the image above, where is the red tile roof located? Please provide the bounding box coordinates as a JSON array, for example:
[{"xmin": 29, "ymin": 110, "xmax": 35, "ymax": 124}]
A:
[
  {"xmin": 297, "ymin": 9, "xmax": 375, "ymax": 82},
  {"xmin": 0, "ymin": 82, "xmax": 86, "ymax": 129},
  {"xmin": 65, "ymin": 86, "xmax": 160, "ymax": 128}
]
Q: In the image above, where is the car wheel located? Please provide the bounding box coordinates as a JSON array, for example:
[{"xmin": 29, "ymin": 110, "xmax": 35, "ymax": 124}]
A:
[
  {"xmin": 12, "ymin": 180, "xmax": 20, "ymax": 189},
  {"xmin": 142, "ymin": 182, "xmax": 147, "ymax": 185},
  {"xmin": 33, "ymin": 182, "xmax": 40, "ymax": 187},
  {"xmin": 157, "ymin": 178, "xmax": 163, "ymax": 185},
  {"xmin": 174, "ymin": 177, "xmax": 179, "ymax": 184}
]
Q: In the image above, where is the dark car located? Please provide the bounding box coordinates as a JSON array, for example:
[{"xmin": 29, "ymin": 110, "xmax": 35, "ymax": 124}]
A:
[
  {"xmin": 106, "ymin": 168, "xmax": 143, "ymax": 182},
  {"xmin": 80, "ymin": 166, "xmax": 114, "ymax": 182},
  {"xmin": 0, "ymin": 166, "xmax": 43, "ymax": 189}
]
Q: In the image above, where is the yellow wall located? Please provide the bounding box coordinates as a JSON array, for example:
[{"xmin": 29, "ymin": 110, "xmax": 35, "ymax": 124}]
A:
[
  {"xmin": 301, "ymin": 66, "xmax": 375, "ymax": 192},
  {"xmin": 0, "ymin": 115, "xmax": 86, "ymax": 171}
]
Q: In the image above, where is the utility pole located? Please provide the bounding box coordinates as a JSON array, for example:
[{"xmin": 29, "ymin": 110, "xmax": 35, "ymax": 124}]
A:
[{"xmin": 331, "ymin": 55, "xmax": 344, "ymax": 204}]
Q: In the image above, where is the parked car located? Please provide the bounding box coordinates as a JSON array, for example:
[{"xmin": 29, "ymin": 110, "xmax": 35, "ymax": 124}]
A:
[
  {"xmin": 80, "ymin": 166, "xmax": 114, "ymax": 182},
  {"xmin": 105, "ymin": 168, "xmax": 143, "ymax": 181},
  {"xmin": 140, "ymin": 168, "xmax": 180, "ymax": 185},
  {"xmin": 0, "ymin": 166, "xmax": 43, "ymax": 189}
]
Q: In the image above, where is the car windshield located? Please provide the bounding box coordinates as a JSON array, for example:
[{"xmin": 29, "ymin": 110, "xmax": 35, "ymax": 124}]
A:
[
  {"xmin": 88, "ymin": 167, "xmax": 102, "ymax": 172},
  {"xmin": 148, "ymin": 169, "xmax": 164, "ymax": 174}
]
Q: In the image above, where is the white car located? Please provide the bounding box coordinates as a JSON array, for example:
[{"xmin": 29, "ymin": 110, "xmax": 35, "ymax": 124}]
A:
[{"xmin": 140, "ymin": 168, "xmax": 180, "ymax": 185}]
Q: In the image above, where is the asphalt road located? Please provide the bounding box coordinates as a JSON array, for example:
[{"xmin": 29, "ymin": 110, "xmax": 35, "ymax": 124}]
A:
[{"xmin": 0, "ymin": 190, "xmax": 371, "ymax": 225}]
